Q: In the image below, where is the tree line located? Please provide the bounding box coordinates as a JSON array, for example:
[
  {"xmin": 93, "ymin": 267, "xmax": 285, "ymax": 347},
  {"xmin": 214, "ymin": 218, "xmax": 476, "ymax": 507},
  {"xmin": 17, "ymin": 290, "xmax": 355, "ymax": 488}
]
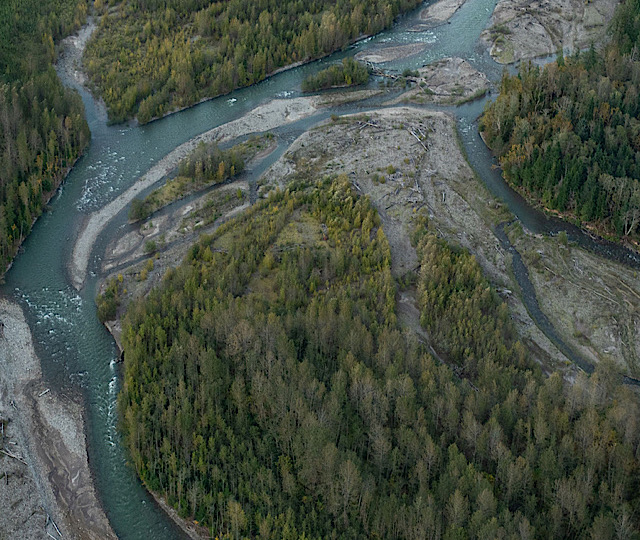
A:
[
  {"xmin": 480, "ymin": 0, "xmax": 640, "ymax": 244},
  {"xmin": 84, "ymin": 0, "xmax": 422, "ymax": 123},
  {"xmin": 0, "ymin": 0, "xmax": 90, "ymax": 274},
  {"xmin": 119, "ymin": 176, "xmax": 640, "ymax": 538}
]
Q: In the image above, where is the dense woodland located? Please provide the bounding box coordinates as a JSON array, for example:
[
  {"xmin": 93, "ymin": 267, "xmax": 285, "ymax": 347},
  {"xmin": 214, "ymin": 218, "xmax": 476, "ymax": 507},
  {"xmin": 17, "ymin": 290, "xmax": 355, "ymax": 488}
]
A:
[
  {"xmin": 481, "ymin": 0, "xmax": 640, "ymax": 243},
  {"xmin": 301, "ymin": 58, "xmax": 369, "ymax": 92},
  {"xmin": 84, "ymin": 0, "xmax": 421, "ymax": 123},
  {"xmin": 120, "ymin": 177, "xmax": 640, "ymax": 539},
  {"xmin": 0, "ymin": 0, "xmax": 90, "ymax": 274}
]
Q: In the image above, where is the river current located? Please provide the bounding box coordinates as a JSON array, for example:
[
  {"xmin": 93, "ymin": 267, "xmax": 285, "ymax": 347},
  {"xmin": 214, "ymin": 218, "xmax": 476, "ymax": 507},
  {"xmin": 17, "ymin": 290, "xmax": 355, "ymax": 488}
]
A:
[{"xmin": 3, "ymin": 0, "xmax": 636, "ymax": 537}]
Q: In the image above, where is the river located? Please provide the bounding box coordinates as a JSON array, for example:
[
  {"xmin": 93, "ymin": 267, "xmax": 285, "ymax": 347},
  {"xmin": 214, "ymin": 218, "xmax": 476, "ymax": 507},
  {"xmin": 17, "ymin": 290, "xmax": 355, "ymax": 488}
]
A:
[{"xmin": 1, "ymin": 0, "xmax": 634, "ymax": 537}]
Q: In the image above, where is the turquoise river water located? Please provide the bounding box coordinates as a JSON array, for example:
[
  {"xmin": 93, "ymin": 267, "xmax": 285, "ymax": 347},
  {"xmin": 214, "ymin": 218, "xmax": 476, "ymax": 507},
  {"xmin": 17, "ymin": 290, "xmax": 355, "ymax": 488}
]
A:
[{"xmin": 4, "ymin": 0, "xmax": 639, "ymax": 537}]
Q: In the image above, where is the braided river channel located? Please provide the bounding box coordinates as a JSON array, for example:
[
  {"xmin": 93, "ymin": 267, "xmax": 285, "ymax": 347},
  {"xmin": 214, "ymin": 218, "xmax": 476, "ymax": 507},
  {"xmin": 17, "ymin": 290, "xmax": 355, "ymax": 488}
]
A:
[{"xmin": 4, "ymin": 0, "xmax": 640, "ymax": 537}]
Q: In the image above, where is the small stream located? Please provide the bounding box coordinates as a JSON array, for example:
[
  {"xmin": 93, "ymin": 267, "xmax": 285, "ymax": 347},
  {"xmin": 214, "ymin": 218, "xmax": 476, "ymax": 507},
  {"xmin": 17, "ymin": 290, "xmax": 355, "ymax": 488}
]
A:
[
  {"xmin": 493, "ymin": 222, "xmax": 597, "ymax": 375},
  {"xmin": 2, "ymin": 0, "xmax": 637, "ymax": 537}
]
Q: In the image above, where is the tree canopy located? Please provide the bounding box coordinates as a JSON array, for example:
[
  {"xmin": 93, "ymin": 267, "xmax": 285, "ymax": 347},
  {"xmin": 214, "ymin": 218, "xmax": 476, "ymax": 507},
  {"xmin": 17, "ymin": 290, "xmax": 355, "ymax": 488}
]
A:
[
  {"xmin": 120, "ymin": 177, "xmax": 640, "ymax": 539},
  {"xmin": 301, "ymin": 58, "xmax": 369, "ymax": 92},
  {"xmin": 0, "ymin": 0, "xmax": 90, "ymax": 274},
  {"xmin": 84, "ymin": 0, "xmax": 421, "ymax": 123},
  {"xmin": 480, "ymin": 0, "xmax": 640, "ymax": 243}
]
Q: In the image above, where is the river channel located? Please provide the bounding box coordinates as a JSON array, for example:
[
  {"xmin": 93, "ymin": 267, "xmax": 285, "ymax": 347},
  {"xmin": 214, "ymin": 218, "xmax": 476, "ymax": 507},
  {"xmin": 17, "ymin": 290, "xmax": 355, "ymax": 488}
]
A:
[{"xmin": 2, "ymin": 0, "xmax": 636, "ymax": 537}]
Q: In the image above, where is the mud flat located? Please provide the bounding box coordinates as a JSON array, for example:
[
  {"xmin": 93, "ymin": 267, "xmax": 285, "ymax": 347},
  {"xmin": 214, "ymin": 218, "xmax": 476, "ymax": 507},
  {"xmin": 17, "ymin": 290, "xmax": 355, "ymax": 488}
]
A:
[
  {"xmin": 260, "ymin": 107, "xmax": 577, "ymax": 375},
  {"xmin": 0, "ymin": 299, "xmax": 115, "ymax": 540},
  {"xmin": 387, "ymin": 57, "xmax": 490, "ymax": 105},
  {"xmin": 481, "ymin": 0, "xmax": 618, "ymax": 64}
]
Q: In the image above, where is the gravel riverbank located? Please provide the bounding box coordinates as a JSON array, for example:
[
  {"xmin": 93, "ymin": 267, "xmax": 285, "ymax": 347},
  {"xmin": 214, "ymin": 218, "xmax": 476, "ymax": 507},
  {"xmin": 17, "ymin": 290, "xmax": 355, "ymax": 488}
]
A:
[
  {"xmin": 417, "ymin": 0, "xmax": 467, "ymax": 27},
  {"xmin": 261, "ymin": 107, "xmax": 577, "ymax": 375},
  {"xmin": 0, "ymin": 299, "xmax": 115, "ymax": 540},
  {"xmin": 480, "ymin": 0, "xmax": 618, "ymax": 64},
  {"xmin": 69, "ymin": 96, "xmax": 321, "ymax": 290},
  {"xmin": 0, "ymin": 18, "xmax": 117, "ymax": 540},
  {"xmin": 55, "ymin": 18, "xmax": 97, "ymax": 88}
]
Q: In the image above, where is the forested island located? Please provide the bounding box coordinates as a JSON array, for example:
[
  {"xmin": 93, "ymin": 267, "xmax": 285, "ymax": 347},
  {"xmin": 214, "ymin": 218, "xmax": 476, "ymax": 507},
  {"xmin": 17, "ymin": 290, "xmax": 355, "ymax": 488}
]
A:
[
  {"xmin": 0, "ymin": 0, "xmax": 90, "ymax": 274},
  {"xmin": 84, "ymin": 0, "xmax": 422, "ymax": 123},
  {"xmin": 129, "ymin": 135, "xmax": 272, "ymax": 222},
  {"xmin": 481, "ymin": 0, "xmax": 640, "ymax": 246},
  {"xmin": 118, "ymin": 176, "xmax": 640, "ymax": 538},
  {"xmin": 302, "ymin": 58, "xmax": 370, "ymax": 92}
]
